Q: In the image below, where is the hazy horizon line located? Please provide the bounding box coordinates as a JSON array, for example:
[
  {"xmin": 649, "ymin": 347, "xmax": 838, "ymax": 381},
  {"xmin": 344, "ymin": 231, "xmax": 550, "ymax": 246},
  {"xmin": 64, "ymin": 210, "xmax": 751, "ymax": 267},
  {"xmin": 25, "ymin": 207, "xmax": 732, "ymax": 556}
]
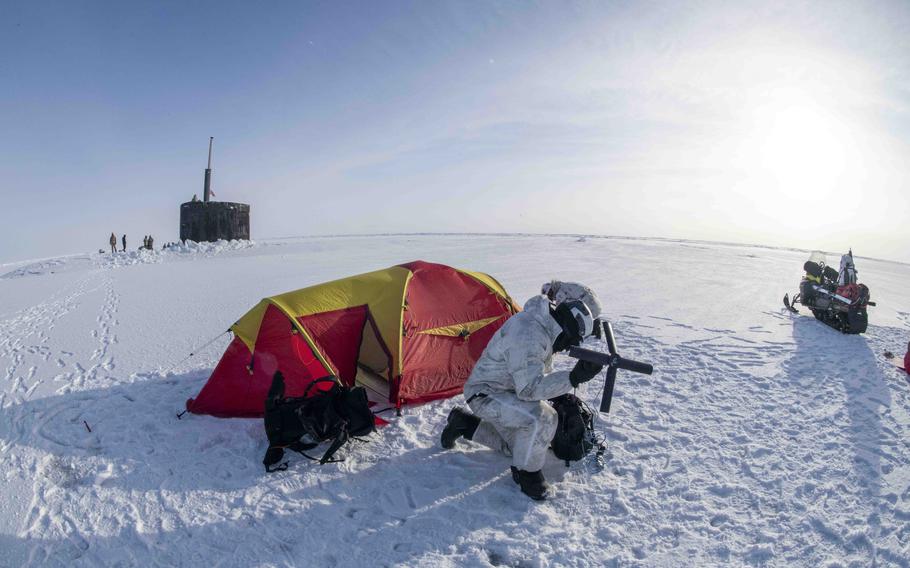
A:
[
  {"xmin": 2, "ymin": 231, "xmax": 906, "ymax": 269},
  {"xmin": 263, "ymin": 231, "xmax": 909, "ymax": 267}
]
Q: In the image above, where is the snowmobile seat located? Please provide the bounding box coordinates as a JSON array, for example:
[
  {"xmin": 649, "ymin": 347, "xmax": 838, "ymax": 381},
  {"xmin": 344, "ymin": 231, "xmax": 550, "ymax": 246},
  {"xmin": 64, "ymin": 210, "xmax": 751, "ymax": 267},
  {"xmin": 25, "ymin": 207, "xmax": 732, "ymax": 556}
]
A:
[
  {"xmin": 804, "ymin": 261, "xmax": 822, "ymax": 278},
  {"xmin": 799, "ymin": 280, "xmax": 818, "ymax": 302}
]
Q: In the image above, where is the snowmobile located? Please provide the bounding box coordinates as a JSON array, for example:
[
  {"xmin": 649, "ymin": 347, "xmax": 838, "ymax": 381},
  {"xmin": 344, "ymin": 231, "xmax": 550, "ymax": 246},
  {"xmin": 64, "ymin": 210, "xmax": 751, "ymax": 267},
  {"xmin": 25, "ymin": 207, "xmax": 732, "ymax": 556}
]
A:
[{"xmin": 783, "ymin": 250, "xmax": 875, "ymax": 334}]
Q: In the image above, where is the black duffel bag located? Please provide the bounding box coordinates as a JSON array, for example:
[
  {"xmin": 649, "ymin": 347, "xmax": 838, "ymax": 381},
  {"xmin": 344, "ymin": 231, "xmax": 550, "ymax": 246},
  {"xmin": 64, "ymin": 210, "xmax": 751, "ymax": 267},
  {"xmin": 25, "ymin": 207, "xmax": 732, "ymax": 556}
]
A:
[{"xmin": 263, "ymin": 371, "xmax": 375, "ymax": 472}]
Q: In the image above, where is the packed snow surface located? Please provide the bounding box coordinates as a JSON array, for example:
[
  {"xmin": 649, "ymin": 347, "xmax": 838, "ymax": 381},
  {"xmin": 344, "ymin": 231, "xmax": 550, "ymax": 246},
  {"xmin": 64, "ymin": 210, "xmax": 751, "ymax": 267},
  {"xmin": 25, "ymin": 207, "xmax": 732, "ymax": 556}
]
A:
[{"xmin": 1, "ymin": 235, "xmax": 909, "ymax": 567}]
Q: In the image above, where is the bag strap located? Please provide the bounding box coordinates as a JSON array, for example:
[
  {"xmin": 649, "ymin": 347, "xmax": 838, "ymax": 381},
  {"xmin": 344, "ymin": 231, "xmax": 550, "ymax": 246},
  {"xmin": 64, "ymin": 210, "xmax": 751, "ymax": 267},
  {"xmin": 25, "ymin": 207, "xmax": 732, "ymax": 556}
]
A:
[
  {"xmin": 286, "ymin": 431, "xmax": 349, "ymax": 465},
  {"xmin": 318, "ymin": 430, "xmax": 350, "ymax": 464},
  {"xmin": 263, "ymin": 446, "xmax": 288, "ymax": 473},
  {"xmin": 263, "ymin": 438, "xmax": 323, "ymax": 473},
  {"xmin": 302, "ymin": 376, "xmax": 340, "ymax": 399}
]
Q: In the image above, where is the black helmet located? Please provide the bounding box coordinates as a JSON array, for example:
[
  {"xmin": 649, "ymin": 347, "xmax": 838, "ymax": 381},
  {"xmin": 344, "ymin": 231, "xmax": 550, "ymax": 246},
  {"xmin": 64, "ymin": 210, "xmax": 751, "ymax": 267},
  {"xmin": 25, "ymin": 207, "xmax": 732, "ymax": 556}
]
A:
[{"xmin": 550, "ymin": 300, "xmax": 594, "ymax": 351}]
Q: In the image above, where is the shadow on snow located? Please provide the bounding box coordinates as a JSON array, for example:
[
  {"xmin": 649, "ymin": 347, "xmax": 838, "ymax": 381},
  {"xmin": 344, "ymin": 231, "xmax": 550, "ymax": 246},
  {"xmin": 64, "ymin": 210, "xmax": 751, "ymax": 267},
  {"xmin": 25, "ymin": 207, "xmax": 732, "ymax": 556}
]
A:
[{"xmin": 1, "ymin": 370, "xmax": 543, "ymax": 566}]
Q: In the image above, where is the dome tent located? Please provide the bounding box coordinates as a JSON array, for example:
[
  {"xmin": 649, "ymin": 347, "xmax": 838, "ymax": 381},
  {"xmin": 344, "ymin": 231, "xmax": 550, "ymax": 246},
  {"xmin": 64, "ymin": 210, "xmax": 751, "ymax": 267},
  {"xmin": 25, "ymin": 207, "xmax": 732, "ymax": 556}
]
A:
[{"xmin": 186, "ymin": 261, "xmax": 520, "ymax": 417}]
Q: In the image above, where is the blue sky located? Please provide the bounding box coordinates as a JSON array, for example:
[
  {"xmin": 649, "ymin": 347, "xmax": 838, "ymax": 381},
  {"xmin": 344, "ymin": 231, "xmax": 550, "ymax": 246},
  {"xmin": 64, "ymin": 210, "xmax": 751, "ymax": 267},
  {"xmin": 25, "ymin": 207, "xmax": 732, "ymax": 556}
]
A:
[{"xmin": 2, "ymin": 1, "xmax": 908, "ymax": 263}]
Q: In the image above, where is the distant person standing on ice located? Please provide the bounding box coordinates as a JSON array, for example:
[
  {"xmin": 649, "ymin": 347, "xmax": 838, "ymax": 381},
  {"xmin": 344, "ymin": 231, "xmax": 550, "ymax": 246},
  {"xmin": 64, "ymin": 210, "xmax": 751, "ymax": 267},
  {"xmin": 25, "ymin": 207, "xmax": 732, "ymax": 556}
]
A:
[
  {"xmin": 121, "ymin": 234, "xmax": 127, "ymax": 252},
  {"xmin": 441, "ymin": 297, "xmax": 601, "ymax": 500},
  {"xmin": 148, "ymin": 235, "xmax": 154, "ymax": 250},
  {"xmin": 109, "ymin": 233, "xmax": 117, "ymax": 254}
]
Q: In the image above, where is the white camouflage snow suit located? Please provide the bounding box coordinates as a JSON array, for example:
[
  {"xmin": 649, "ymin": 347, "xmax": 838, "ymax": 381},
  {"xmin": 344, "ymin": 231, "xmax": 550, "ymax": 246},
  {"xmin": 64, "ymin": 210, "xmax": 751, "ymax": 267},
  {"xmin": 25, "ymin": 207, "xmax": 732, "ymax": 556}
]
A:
[
  {"xmin": 463, "ymin": 295, "xmax": 574, "ymax": 472},
  {"xmin": 542, "ymin": 280, "xmax": 603, "ymax": 319}
]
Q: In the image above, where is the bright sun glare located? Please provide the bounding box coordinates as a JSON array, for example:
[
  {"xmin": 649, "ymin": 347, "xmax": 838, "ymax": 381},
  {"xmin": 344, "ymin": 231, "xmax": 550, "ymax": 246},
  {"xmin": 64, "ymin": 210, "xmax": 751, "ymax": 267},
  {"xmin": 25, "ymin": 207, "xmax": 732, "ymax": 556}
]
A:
[
  {"xmin": 754, "ymin": 93, "xmax": 849, "ymax": 195},
  {"xmin": 728, "ymin": 84, "xmax": 869, "ymax": 233}
]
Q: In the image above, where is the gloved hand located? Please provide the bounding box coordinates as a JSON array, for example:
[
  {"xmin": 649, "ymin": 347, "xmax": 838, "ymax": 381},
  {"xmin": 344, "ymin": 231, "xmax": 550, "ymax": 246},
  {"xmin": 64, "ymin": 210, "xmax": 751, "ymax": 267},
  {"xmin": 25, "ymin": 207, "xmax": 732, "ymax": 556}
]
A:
[{"xmin": 570, "ymin": 359, "xmax": 603, "ymax": 387}]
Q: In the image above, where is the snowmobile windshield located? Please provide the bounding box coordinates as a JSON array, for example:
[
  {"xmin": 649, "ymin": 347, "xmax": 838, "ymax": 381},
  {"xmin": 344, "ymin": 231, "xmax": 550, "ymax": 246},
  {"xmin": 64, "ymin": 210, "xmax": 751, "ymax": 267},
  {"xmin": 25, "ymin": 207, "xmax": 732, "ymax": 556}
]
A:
[{"xmin": 808, "ymin": 251, "xmax": 827, "ymax": 266}]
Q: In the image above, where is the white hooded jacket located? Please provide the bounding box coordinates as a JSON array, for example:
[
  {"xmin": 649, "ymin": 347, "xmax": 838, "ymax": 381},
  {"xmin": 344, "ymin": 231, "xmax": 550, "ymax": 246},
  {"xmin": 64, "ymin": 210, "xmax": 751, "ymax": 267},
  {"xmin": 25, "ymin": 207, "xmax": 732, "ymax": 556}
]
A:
[
  {"xmin": 542, "ymin": 281, "xmax": 603, "ymax": 319},
  {"xmin": 464, "ymin": 295, "xmax": 574, "ymax": 402}
]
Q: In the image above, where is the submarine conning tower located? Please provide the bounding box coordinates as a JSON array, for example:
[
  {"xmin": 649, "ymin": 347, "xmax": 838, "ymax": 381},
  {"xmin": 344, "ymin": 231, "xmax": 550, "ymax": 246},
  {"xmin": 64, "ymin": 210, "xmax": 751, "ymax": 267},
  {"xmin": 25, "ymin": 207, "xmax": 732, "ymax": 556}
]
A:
[{"xmin": 179, "ymin": 137, "xmax": 251, "ymax": 242}]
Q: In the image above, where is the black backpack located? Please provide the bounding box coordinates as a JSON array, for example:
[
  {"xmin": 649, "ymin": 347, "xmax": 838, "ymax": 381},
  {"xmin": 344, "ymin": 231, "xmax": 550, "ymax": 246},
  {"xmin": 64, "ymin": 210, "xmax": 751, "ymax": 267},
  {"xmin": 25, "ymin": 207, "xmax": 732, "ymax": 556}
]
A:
[
  {"xmin": 263, "ymin": 371, "xmax": 376, "ymax": 472},
  {"xmin": 549, "ymin": 393, "xmax": 604, "ymax": 466}
]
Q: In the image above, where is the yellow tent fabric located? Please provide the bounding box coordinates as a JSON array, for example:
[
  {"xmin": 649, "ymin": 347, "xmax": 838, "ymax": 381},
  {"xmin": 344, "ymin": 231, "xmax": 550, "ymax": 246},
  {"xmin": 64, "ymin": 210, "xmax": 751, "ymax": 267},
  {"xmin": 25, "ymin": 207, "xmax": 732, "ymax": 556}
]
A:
[
  {"xmin": 229, "ymin": 263, "xmax": 520, "ymax": 382},
  {"xmin": 232, "ymin": 265, "xmax": 412, "ymax": 376}
]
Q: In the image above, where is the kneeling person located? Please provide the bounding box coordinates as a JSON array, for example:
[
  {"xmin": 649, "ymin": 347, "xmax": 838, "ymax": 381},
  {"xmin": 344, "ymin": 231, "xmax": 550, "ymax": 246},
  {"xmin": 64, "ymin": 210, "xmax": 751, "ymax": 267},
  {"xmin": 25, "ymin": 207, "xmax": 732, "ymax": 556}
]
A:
[{"xmin": 441, "ymin": 297, "xmax": 602, "ymax": 500}]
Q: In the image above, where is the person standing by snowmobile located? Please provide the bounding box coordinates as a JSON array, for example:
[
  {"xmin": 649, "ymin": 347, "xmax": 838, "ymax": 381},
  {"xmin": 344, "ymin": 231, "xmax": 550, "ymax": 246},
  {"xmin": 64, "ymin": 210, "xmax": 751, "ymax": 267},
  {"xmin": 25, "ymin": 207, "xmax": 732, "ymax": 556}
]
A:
[
  {"xmin": 109, "ymin": 233, "xmax": 117, "ymax": 254},
  {"xmin": 440, "ymin": 297, "xmax": 602, "ymax": 500}
]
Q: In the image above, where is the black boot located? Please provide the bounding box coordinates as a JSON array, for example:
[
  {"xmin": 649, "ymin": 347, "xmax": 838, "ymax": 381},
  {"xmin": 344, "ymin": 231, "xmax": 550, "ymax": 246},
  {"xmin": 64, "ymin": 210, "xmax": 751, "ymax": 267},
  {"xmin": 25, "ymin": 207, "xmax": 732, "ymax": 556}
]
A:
[
  {"xmin": 511, "ymin": 467, "xmax": 549, "ymax": 501},
  {"xmin": 440, "ymin": 407, "xmax": 480, "ymax": 449}
]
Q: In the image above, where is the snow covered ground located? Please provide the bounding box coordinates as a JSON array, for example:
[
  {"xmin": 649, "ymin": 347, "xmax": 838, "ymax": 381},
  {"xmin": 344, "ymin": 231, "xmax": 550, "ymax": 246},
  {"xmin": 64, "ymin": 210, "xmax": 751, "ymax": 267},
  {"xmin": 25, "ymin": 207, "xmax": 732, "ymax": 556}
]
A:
[{"xmin": 1, "ymin": 235, "xmax": 909, "ymax": 567}]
